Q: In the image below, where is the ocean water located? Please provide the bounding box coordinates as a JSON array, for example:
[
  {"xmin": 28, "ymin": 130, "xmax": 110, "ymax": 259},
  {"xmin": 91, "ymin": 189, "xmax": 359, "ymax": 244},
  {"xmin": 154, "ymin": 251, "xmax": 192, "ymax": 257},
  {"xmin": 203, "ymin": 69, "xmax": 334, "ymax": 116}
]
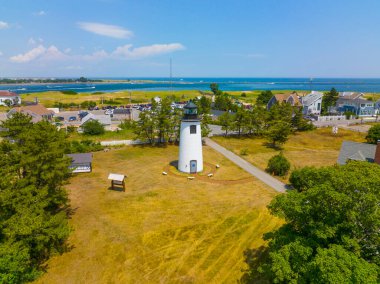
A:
[{"xmin": 2, "ymin": 78, "xmax": 380, "ymax": 94}]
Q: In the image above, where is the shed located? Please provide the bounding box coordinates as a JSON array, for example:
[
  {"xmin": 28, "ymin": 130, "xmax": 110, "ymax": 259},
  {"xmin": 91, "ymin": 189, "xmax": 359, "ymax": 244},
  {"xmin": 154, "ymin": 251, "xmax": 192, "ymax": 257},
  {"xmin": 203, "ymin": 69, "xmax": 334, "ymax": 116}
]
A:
[
  {"xmin": 108, "ymin": 173, "xmax": 126, "ymax": 191},
  {"xmin": 67, "ymin": 153, "xmax": 93, "ymax": 173}
]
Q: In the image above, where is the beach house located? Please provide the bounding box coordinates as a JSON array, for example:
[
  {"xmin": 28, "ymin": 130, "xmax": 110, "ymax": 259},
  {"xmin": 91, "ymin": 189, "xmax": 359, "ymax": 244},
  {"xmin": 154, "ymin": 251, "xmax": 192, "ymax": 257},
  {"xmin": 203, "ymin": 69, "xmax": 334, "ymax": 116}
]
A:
[
  {"xmin": 301, "ymin": 91, "xmax": 323, "ymax": 115},
  {"xmin": 0, "ymin": 91, "xmax": 21, "ymax": 106},
  {"xmin": 267, "ymin": 93, "xmax": 301, "ymax": 110},
  {"xmin": 336, "ymin": 92, "xmax": 375, "ymax": 116},
  {"xmin": 8, "ymin": 104, "xmax": 54, "ymax": 122}
]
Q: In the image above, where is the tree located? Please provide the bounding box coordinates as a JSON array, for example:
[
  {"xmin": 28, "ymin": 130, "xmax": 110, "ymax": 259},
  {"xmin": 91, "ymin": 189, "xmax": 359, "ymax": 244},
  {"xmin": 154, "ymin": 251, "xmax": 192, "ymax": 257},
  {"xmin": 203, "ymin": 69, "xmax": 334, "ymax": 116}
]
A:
[
  {"xmin": 210, "ymin": 83, "xmax": 222, "ymax": 96},
  {"xmin": 366, "ymin": 124, "xmax": 380, "ymax": 144},
  {"xmin": 4, "ymin": 99, "xmax": 13, "ymax": 108},
  {"xmin": 322, "ymin": 87, "xmax": 339, "ymax": 114},
  {"xmin": 233, "ymin": 108, "xmax": 247, "ymax": 136},
  {"xmin": 218, "ymin": 112, "xmax": 234, "ymax": 136},
  {"xmin": 249, "ymin": 162, "xmax": 380, "ymax": 283},
  {"xmin": 266, "ymin": 120, "xmax": 292, "ymax": 147},
  {"xmin": 82, "ymin": 120, "xmax": 105, "ymax": 135},
  {"xmin": 266, "ymin": 152, "xmax": 290, "ymax": 176},
  {"xmin": 243, "ymin": 106, "xmax": 267, "ymax": 136},
  {"xmin": 256, "ymin": 90, "xmax": 273, "ymax": 105},
  {"xmin": 0, "ymin": 114, "xmax": 70, "ymax": 282}
]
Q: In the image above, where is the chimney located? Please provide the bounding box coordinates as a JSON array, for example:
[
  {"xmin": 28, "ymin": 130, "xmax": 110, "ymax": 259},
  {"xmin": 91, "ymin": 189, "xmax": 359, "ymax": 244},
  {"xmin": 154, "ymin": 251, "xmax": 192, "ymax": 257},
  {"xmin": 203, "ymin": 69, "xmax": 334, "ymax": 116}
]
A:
[{"xmin": 374, "ymin": 140, "xmax": 380, "ymax": 165}]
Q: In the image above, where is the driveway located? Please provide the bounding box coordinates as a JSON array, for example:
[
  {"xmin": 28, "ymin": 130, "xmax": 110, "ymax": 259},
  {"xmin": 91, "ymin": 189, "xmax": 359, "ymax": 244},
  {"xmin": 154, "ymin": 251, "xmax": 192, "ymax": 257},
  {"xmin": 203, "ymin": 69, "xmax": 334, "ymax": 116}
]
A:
[{"xmin": 204, "ymin": 138, "xmax": 287, "ymax": 193}]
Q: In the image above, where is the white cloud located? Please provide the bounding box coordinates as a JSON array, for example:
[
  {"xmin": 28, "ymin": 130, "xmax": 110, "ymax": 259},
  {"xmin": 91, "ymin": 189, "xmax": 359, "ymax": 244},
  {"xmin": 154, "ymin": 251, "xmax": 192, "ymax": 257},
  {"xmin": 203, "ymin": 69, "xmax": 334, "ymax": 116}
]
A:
[
  {"xmin": 77, "ymin": 22, "xmax": 133, "ymax": 39},
  {"xmin": 64, "ymin": 48, "xmax": 72, "ymax": 54},
  {"xmin": 28, "ymin": 37, "xmax": 36, "ymax": 45},
  {"xmin": 113, "ymin": 43, "xmax": 185, "ymax": 59},
  {"xmin": 83, "ymin": 49, "xmax": 109, "ymax": 60},
  {"xmin": 34, "ymin": 11, "xmax": 46, "ymax": 16},
  {"xmin": 0, "ymin": 21, "xmax": 9, "ymax": 29},
  {"xmin": 28, "ymin": 37, "xmax": 44, "ymax": 45},
  {"xmin": 10, "ymin": 45, "xmax": 46, "ymax": 63},
  {"xmin": 10, "ymin": 45, "xmax": 67, "ymax": 63},
  {"xmin": 0, "ymin": 51, "xmax": 3, "ymax": 56}
]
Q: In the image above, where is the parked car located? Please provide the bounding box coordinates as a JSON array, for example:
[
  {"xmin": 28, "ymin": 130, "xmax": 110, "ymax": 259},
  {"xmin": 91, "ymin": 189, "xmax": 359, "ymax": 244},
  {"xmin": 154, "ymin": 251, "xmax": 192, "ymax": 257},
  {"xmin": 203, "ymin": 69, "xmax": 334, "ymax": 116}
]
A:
[{"xmin": 69, "ymin": 116, "xmax": 77, "ymax": 121}]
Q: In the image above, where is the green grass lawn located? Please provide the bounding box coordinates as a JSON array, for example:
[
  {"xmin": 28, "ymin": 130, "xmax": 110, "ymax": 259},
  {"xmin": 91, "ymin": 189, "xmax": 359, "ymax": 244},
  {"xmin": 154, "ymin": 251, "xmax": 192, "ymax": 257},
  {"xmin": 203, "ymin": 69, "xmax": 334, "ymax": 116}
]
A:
[
  {"xmin": 67, "ymin": 128, "xmax": 136, "ymax": 142},
  {"xmin": 212, "ymin": 127, "xmax": 367, "ymax": 181},
  {"xmin": 36, "ymin": 145, "xmax": 280, "ymax": 283}
]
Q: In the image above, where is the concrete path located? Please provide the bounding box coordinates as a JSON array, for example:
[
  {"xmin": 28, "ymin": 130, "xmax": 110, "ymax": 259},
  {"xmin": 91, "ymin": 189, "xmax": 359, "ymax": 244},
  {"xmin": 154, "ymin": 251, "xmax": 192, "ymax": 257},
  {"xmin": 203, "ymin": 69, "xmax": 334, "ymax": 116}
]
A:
[{"xmin": 204, "ymin": 138, "xmax": 288, "ymax": 193}]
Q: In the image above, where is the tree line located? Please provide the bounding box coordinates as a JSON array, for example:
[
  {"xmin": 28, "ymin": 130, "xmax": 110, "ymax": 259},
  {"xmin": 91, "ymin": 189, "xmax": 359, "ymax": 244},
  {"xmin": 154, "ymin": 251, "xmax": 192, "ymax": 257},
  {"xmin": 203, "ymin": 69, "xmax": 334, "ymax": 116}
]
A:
[
  {"xmin": 0, "ymin": 113, "xmax": 71, "ymax": 282},
  {"xmin": 217, "ymin": 101, "xmax": 314, "ymax": 147},
  {"xmin": 130, "ymin": 96, "xmax": 212, "ymax": 144}
]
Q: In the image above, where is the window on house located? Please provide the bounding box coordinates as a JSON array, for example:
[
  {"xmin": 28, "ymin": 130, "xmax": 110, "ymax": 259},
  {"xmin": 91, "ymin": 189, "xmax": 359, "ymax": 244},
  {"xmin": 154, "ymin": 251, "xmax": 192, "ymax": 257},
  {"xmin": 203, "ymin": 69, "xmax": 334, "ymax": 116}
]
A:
[
  {"xmin": 317, "ymin": 103, "xmax": 321, "ymax": 110},
  {"xmin": 190, "ymin": 125, "xmax": 196, "ymax": 134}
]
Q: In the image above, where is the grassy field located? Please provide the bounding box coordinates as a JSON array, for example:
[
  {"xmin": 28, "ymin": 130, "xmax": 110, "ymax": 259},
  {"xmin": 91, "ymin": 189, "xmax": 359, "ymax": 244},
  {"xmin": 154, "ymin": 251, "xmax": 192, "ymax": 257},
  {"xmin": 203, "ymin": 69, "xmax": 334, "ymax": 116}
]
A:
[
  {"xmin": 21, "ymin": 90, "xmax": 204, "ymax": 108},
  {"xmin": 67, "ymin": 129, "xmax": 136, "ymax": 142},
  {"xmin": 36, "ymin": 145, "xmax": 281, "ymax": 283},
  {"xmin": 212, "ymin": 128, "xmax": 367, "ymax": 180},
  {"xmin": 20, "ymin": 89, "xmax": 305, "ymax": 108}
]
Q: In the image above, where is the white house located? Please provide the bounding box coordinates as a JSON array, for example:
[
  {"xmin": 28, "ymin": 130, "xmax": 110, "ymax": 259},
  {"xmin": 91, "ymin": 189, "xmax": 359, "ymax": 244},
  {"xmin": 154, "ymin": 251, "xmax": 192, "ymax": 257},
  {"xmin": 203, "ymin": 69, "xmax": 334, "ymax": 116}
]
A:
[
  {"xmin": 178, "ymin": 101, "xmax": 203, "ymax": 173},
  {"xmin": 80, "ymin": 113, "xmax": 111, "ymax": 126},
  {"xmin": 301, "ymin": 91, "xmax": 323, "ymax": 115},
  {"xmin": 0, "ymin": 91, "xmax": 21, "ymax": 106}
]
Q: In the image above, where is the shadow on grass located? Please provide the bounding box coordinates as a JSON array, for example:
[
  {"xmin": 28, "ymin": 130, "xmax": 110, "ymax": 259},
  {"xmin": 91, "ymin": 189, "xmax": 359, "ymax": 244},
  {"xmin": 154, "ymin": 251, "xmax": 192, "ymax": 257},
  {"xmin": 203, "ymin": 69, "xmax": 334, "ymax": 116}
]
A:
[
  {"xmin": 262, "ymin": 142, "xmax": 283, "ymax": 150},
  {"xmin": 107, "ymin": 186, "xmax": 125, "ymax": 192},
  {"xmin": 169, "ymin": 160, "xmax": 178, "ymax": 168},
  {"xmin": 239, "ymin": 246, "xmax": 270, "ymax": 284}
]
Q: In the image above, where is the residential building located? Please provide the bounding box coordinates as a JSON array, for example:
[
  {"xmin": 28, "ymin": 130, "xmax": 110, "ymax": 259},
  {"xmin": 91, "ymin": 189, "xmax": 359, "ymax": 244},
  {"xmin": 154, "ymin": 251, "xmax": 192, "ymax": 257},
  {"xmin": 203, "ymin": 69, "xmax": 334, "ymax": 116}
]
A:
[
  {"xmin": 67, "ymin": 153, "xmax": 93, "ymax": 173},
  {"xmin": 267, "ymin": 93, "xmax": 301, "ymax": 110},
  {"xmin": 337, "ymin": 140, "xmax": 380, "ymax": 165},
  {"xmin": 301, "ymin": 91, "xmax": 323, "ymax": 115},
  {"xmin": 0, "ymin": 91, "xmax": 21, "ymax": 106},
  {"xmin": 336, "ymin": 92, "xmax": 375, "ymax": 116},
  {"xmin": 8, "ymin": 104, "xmax": 54, "ymax": 123},
  {"xmin": 80, "ymin": 113, "xmax": 111, "ymax": 127}
]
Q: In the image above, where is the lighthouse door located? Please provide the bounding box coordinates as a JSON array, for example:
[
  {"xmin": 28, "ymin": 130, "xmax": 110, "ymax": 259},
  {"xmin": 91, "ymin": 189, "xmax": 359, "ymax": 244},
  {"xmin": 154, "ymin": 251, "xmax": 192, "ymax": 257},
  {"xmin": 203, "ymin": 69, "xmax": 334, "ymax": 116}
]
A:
[{"xmin": 190, "ymin": 160, "xmax": 197, "ymax": 173}]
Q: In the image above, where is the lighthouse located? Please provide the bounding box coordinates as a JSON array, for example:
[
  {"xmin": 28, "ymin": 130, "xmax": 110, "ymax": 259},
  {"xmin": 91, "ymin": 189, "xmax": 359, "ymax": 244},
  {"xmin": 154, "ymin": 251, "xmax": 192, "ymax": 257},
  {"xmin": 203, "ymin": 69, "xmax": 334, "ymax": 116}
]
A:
[{"xmin": 178, "ymin": 101, "xmax": 203, "ymax": 173}]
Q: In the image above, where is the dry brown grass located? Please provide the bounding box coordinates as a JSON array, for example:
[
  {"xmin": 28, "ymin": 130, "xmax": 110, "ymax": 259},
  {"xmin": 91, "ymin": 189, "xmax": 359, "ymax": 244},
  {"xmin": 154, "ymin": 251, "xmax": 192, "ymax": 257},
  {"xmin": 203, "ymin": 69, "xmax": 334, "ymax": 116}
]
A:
[
  {"xmin": 36, "ymin": 145, "xmax": 281, "ymax": 283},
  {"xmin": 212, "ymin": 127, "xmax": 367, "ymax": 180}
]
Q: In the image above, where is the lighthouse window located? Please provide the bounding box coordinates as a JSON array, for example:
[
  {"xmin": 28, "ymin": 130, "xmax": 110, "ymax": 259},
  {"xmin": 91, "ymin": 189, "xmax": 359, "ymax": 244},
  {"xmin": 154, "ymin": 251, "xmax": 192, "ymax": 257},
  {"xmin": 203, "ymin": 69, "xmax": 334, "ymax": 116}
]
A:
[{"xmin": 190, "ymin": 125, "xmax": 197, "ymax": 134}]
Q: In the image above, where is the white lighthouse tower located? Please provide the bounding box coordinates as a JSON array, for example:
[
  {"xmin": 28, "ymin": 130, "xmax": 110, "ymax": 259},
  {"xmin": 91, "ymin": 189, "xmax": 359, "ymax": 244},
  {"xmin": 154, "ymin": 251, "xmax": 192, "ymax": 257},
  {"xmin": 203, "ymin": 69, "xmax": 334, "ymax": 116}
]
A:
[{"xmin": 178, "ymin": 101, "xmax": 203, "ymax": 173}]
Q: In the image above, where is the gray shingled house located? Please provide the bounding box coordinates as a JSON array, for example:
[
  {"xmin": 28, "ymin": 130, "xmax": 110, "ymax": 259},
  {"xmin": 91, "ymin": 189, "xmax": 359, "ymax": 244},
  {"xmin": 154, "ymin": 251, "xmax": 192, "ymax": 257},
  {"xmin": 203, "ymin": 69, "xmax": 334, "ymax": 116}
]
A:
[{"xmin": 337, "ymin": 141, "xmax": 380, "ymax": 165}]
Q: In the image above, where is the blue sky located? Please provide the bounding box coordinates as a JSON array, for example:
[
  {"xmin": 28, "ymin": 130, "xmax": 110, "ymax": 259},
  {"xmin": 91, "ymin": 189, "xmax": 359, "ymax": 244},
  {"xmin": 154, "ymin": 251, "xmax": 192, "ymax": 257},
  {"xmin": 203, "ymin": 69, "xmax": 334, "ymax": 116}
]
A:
[{"xmin": 1, "ymin": 0, "xmax": 380, "ymax": 77}]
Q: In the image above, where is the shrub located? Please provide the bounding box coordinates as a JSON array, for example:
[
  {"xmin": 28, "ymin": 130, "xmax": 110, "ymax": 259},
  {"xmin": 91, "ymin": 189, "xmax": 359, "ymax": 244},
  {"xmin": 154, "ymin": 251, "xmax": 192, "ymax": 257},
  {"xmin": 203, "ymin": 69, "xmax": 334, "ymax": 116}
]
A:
[
  {"xmin": 240, "ymin": 148, "xmax": 249, "ymax": 155},
  {"xmin": 366, "ymin": 124, "xmax": 380, "ymax": 144},
  {"xmin": 119, "ymin": 119, "xmax": 135, "ymax": 130},
  {"xmin": 241, "ymin": 93, "xmax": 247, "ymax": 97},
  {"xmin": 61, "ymin": 90, "xmax": 78, "ymax": 95},
  {"xmin": 266, "ymin": 153, "xmax": 290, "ymax": 176},
  {"xmin": 67, "ymin": 140, "xmax": 103, "ymax": 153},
  {"xmin": 82, "ymin": 120, "xmax": 105, "ymax": 135}
]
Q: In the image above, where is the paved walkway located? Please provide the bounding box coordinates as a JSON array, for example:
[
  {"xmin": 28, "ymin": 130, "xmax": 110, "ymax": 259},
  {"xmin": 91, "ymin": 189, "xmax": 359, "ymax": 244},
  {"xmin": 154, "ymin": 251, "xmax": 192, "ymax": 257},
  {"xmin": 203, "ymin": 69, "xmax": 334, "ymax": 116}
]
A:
[{"xmin": 204, "ymin": 138, "xmax": 288, "ymax": 193}]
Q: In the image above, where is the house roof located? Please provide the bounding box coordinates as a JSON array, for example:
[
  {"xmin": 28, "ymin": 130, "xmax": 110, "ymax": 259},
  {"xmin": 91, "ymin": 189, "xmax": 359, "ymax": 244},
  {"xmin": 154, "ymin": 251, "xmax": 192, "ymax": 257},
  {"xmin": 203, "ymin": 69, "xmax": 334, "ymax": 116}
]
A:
[
  {"xmin": 113, "ymin": 108, "xmax": 131, "ymax": 114},
  {"xmin": 0, "ymin": 91, "xmax": 19, "ymax": 97},
  {"xmin": 11, "ymin": 104, "xmax": 54, "ymax": 116},
  {"xmin": 302, "ymin": 91, "xmax": 323, "ymax": 106},
  {"xmin": 67, "ymin": 153, "xmax": 93, "ymax": 164},
  {"xmin": 80, "ymin": 113, "xmax": 111, "ymax": 126},
  {"xmin": 338, "ymin": 92, "xmax": 363, "ymax": 100},
  {"xmin": 273, "ymin": 93, "xmax": 301, "ymax": 106},
  {"xmin": 337, "ymin": 141, "xmax": 376, "ymax": 165}
]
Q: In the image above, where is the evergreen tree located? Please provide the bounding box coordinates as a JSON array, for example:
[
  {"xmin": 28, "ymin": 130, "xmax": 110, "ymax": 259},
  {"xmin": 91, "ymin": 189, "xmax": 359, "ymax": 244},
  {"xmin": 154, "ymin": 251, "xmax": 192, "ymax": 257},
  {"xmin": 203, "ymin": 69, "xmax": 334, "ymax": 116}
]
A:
[
  {"xmin": 0, "ymin": 114, "xmax": 71, "ymax": 282},
  {"xmin": 256, "ymin": 90, "xmax": 273, "ymax": 105},
  {"xmin": 322, "ymin": 87, "xmax": 339, "ymax": 114}
]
